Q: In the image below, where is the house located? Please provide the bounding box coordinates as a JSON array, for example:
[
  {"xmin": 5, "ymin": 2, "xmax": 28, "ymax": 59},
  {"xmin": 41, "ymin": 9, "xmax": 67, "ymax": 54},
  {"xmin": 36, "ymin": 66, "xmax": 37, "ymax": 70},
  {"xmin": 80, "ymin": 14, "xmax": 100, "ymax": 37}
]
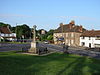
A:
[
  {"xmin": 41, "ymin": 29, "xmax": 47, "ymax": 35},
  {"xmin": 80, "ymin": 30, "xmax": 100, "ymax": 48},
  {"xmin": 53, "ymin": 21, "xmax": 86, "ymax": 46},
  {"xmin": 0, "ymin": 26, "xmax": 16, "ymax": 41}
]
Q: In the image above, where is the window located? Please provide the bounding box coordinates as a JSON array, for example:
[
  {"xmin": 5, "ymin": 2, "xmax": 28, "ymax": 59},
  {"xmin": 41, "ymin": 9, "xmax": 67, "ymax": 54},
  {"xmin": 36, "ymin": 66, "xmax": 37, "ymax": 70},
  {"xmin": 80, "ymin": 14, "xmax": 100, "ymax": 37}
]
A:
[
  {"xmin": 8, "ymin": 34, "xmax": 10, "ymax": 36},
  {"xmin": 66, "ymin": 39, "xmax": 68, "ymax": 43},
  {"xmin": 66, "ymin": 33, "xmax": 68, "ymax": 37},
  {"xmin": 95, "ymin": 44, "xmax": 100, "ymax": 47},
  {"xmin": 5, "ymin": 34, "xmax": 8, "ymax": 36},
  {"xmin": 4, "ymin": 34, "xmax": 6, "ymax": 36},
  {"xmin": 82, "ymin": 36, "xmax": 85, "ymax": 39},
  {"xmin": 1, "ymin": 34, "xmax": 4, "ymax": 36},
  {"xmin": 95, "ymin": 36, "xmax": 100, "ymax": 40},
  {"xmin": 71, "ymin": 40, "xmax": 74, "ymax": 44},
  {"xmin": 81, "ymin": 42, "xmax": 85, "ymax": 46},
  {"xmin": 89, "ymin": 37, "xmax": 91, "ymax": 40},
  {"xmin": 71, "ymin": 33, "xmax": 74, "ymax": 37},
  {"xmin": 89, "ymin": 43, "xmax": 91, "ymax": 48}
]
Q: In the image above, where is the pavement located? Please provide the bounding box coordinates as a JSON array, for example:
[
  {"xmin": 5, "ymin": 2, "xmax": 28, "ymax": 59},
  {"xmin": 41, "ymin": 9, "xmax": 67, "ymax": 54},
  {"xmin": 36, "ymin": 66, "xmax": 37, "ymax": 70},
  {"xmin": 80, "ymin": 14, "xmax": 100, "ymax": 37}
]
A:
[{"xmin": 0, "ymin": 42, "xmax": 100, "ymax": 59}]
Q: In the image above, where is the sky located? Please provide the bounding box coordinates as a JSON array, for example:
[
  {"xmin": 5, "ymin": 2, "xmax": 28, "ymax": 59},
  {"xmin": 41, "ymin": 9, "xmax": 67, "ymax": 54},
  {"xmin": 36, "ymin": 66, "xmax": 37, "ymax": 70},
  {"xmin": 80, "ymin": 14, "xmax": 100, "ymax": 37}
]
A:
[{"xmin": 0, "ymin": 0, "xmax": 100, "ymax": 30}]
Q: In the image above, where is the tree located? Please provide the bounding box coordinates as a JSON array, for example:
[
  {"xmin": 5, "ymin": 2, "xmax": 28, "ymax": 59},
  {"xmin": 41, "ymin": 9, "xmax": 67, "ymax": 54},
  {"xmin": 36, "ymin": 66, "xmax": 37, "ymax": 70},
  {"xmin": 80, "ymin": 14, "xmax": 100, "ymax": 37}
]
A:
[
  {"xmin": 11, "ymin": 27, "xmax": 16, "ymax": 33},
  {"xmin": 46, "ymin": 29, "xmax": 54, "ymax": 40},
  {"xmin": 0, "ymin": 22, "xmax": 12, "ymax": 29},
  {"xmin": 37, "ymin": 29, "xmax": 54, "ymax": 41},
  {"xmin": 47, "ymin": 29, "xmax": 54, "ymax": 36},
  {"xmin": 21, "ymin": 24, "xmax": 31, "ymax": 38},
  {"xmin": 15, "ymin": 24, "xmax": 31, "ymax": 39},
  {"xmin": 47, "ymin": 35, "xmax": 53, "ymax": 40}
]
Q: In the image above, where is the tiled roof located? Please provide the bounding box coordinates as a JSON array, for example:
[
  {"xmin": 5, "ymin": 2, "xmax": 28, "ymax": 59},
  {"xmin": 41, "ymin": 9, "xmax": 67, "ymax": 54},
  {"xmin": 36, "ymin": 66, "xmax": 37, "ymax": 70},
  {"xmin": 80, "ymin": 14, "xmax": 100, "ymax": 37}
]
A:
[
  {"xmin": 0, "ymin": 26, "xmax": 12, "ymax": 34},
  {"xmin": 81, "ymin": 30, "xmax": 100, "ymax": 37},
  {"xmin": 54, "ymin": 24, "xmax": 86, "ymax": 33}
]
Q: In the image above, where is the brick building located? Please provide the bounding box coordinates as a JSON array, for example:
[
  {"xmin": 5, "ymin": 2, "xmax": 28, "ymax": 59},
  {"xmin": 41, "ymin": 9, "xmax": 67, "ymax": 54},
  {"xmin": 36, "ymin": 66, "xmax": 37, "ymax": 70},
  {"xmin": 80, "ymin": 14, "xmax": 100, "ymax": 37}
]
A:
[{"xmin": 53, "ymin": 21, "xmax": 86, "ymax": 46}]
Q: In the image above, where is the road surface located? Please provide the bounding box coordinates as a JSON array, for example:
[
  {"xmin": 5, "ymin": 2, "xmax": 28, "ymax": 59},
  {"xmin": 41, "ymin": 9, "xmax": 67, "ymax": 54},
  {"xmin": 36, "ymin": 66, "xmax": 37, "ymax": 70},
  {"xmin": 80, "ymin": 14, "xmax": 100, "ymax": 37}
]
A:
[{"xmin": 0, "ymin": 43, "xmax": 100, "ymax": 59}]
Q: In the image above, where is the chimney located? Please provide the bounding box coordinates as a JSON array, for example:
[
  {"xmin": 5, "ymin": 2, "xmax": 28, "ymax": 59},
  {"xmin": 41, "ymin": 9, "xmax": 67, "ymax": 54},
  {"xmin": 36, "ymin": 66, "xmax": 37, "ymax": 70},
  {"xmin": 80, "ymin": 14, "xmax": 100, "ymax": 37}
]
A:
[
  {"xmin": 60, "ymin": 23, "xmax": 63, "ymax": 27},
  {"xmin": 79, "ymin": 25, "xmax": 83, "ymax": 32},
  {"xmin": 69, "ymin": 20, "xmax": 75, "ymax": 29},
  {"xmin": 69, "ymin": 20, "xmax": 75, "ymax": 25}
]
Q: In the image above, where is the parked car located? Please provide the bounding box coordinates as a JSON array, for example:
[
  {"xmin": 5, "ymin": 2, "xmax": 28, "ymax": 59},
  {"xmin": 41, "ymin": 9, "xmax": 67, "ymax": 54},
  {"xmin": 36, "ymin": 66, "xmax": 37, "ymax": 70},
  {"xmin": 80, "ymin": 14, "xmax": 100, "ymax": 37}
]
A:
[{"xmin": 44, "ymin": 41, "xmax": 49, "ymax": 44}]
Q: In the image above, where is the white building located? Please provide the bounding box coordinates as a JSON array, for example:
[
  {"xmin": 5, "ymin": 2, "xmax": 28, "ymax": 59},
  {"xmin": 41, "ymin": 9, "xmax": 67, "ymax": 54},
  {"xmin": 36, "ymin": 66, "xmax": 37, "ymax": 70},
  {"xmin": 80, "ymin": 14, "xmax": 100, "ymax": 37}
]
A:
[
  {"xmin": 0, "ymin": 26, "xmax": 16, "ymax": 41},
  {"xmin": 80, "ymin": 30, "xmax": 100, "ymax": 48}
]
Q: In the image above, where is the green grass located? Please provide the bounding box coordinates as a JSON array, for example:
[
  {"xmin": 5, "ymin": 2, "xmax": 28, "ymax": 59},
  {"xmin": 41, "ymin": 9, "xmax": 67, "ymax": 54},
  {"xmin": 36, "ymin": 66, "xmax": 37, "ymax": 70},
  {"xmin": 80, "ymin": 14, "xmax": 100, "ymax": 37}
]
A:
[{"xmin": 0, "ymin": 51, "xmax": 100, "ymax": 75}]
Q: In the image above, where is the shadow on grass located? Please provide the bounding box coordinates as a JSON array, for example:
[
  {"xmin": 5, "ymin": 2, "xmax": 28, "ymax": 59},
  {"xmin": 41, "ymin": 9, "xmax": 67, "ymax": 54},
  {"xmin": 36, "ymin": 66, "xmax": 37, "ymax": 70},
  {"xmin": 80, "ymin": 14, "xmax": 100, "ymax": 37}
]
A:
[
  {"xmin": 57, "ymin": 56, "xmax": 86, "ymax": 75},
  {"xmin": 67, "ymin": 57, "xmax": 86, "ymax": 75},
  {"xmin": 88, "ymin": 58, "xmax": 100, "ymax": 75},
  {"xmin": 0, "ymin": 52, "xmax": 78, "ymax": 75},
  {"xmin": 57, "ymin": 55, "xmax": 100, "ymax": 75},
  {"xmin": 0, "ymin": 51, "xmax": 100, "ymax": 75}
]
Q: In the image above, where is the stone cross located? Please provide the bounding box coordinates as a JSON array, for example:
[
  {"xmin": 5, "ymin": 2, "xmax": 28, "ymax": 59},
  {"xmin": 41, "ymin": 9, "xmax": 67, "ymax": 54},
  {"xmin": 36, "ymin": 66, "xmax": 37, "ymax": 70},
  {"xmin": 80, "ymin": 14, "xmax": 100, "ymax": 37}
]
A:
[{"xmin": 29, "ymin": 25, "xmax": 37, "ymax": 53}]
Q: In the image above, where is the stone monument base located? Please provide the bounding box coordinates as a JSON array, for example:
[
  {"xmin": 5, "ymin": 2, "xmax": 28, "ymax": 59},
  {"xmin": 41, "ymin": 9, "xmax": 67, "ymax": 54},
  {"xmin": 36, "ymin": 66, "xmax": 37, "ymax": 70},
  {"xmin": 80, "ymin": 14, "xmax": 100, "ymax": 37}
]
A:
[{"xmin": 28, "ymin": 42, "xmax": 37, "ymax": 54}]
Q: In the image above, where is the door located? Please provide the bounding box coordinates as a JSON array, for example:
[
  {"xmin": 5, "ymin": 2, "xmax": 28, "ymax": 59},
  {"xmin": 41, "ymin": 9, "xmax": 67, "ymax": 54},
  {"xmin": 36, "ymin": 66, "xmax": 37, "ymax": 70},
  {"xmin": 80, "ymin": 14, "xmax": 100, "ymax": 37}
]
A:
[{"xmin": 89, "ymin": 43, "xmax": 91, "ymax": 48}]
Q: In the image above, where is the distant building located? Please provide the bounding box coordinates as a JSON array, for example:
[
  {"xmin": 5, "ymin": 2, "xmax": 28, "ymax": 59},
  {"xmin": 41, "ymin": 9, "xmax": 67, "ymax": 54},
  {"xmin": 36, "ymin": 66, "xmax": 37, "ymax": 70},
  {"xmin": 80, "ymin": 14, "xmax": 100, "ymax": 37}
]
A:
[
  {"xmin": 53, "ymin": 21, "xmax": 86, "ymax": 46},
  {"xmin": 41, "ymin": 29, "xmax": 46, "ymax": 35},
  {"xmin": 0, "ymin": 26, "xmax": 16, "ymax": 41},
  {"xmin": 80, "ymin": 30, "xmax": 100, "ymax": 48}
]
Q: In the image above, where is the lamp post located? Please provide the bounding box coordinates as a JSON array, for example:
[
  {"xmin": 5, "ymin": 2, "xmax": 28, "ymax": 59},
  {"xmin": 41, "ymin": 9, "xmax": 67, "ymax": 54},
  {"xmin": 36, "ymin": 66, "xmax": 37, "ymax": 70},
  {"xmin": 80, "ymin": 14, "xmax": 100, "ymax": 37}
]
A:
[{"xmin": 29, "ymin": 25, "xmax": 37, "ymax": 53}]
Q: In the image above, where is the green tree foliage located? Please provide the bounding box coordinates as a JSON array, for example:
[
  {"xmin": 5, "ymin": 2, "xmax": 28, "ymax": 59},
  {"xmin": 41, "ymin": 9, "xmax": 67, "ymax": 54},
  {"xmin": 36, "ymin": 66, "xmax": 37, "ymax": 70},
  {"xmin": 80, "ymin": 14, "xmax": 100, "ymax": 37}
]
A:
[
  {"xmin": 0, "ymin": 22, "xmax": 11, "ymax": 29},
  {"xmin": 47, "ymin": 35, "xmax": 53, "ymax": 40},
  {"xmin": 15, "ymin": 24, "xmax": 31, "ymax": 39},
  {"xmin": 38, "ymin": 29, "xmax": 54, "ymax": 41},
  {"xmin": 0, "ymin": 22, "xmax": 54, "ymax": 41},
  {"xmin": 11, "ymin": 27, "xmax": 16, "ymax": 33},
  {"xmin": 41, "ymin": 34, "xmax": 48, "ymax": 41},
  {"xmin": 46, "ymin": 29, "xmax": 54, "ymax": 40},
  {"xmin": 46, "ymin": 29, "xmax": 54, "ymax": 36},
  {"xmin": 0, "ymin": 22, "xmax": 8, "ymax": 26}
]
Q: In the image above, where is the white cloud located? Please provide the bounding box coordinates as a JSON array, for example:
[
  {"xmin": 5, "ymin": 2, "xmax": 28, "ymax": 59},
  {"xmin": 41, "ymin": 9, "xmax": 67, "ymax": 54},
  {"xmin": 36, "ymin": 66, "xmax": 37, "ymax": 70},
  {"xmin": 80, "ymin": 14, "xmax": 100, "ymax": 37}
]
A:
[
  {"xmin": 0, "ymin": 14, "xmax": 97, "ymax": 21},
  {"xmin": 59, "ymin": 16, "xmax": 97, "ymax": 21}
]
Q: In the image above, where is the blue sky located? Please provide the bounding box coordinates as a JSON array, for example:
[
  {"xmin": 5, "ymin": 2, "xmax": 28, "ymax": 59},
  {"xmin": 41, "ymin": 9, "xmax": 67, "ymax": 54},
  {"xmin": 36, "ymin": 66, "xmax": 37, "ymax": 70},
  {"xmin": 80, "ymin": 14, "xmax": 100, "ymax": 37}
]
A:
[{"xmin": 0, "ymin": 0, "xmax": 100, "ymax": 30}]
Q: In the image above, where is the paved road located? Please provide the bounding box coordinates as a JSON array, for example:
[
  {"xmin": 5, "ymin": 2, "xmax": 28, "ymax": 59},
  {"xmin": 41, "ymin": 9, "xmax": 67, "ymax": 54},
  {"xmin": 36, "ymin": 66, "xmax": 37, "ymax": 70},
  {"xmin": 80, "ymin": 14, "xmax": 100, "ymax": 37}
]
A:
[
  {"xmin": 0, "ymin": 43, "xmax": 100, "ymax": 59},
  {"xmin": 0, "ymin": 43, "xmax": 30, "ymax": 52},
  {"xmin": 39, "ymin": 43, "xmax": 100, "ymax": 59}
]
